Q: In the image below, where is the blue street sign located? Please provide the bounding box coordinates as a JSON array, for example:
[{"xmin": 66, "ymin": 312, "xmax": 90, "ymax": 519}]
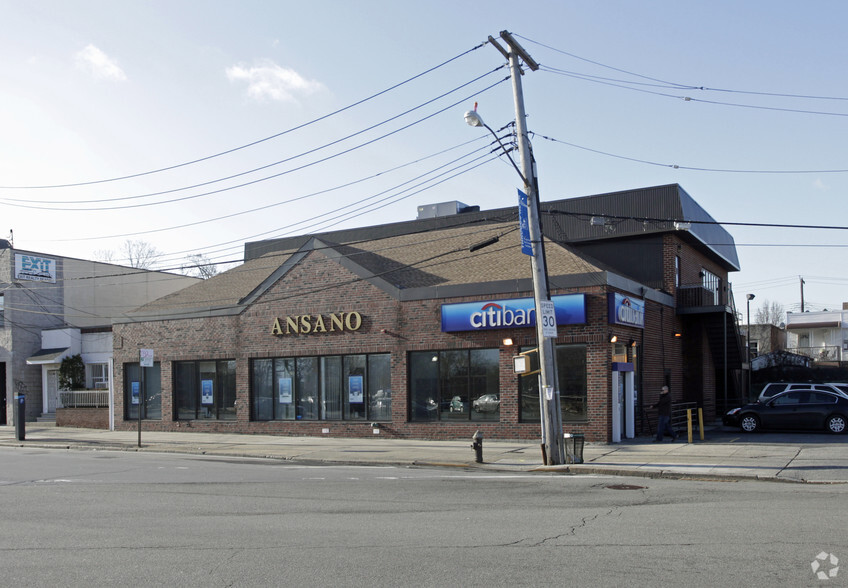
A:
[{"xmin": 518, "ymin": 189, "xmax": 533, "ymax": 256}]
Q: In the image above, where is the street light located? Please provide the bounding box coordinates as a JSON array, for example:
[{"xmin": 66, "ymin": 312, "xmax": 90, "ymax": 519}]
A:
[
  {"xmin": 464, "ymin": 33, "xmax": 565, "ymax": 465},
  {"xmin": 747, "ymin": 293, "xmax": 755, "ymax": 399}
]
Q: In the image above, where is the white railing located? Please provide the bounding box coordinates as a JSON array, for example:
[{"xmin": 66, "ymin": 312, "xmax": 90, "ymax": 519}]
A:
[
  {"xmin": 785, "ymin": 346, "xmax": 842, "ymax": 362},
  {"xmin": 59, "ymin": 390, "xmax": 109, "ymax": 408}
]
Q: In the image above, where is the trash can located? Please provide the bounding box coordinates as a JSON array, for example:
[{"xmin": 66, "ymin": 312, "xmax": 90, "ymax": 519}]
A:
[
  {"xmin": 564, "ymin": 433, "xmax": 584, "ymax": 464},
  {"xmin": 14, "ymin": 393, "xmax": 25, "ymax": 441}
]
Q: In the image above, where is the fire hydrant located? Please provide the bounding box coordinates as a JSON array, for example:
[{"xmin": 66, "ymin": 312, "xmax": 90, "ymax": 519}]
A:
[{"xmin": 471, "ymin": 430, "xmax": 483, "ymax": 463}]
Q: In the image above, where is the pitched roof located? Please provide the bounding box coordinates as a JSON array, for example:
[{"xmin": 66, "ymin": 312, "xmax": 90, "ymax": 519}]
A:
[{"xmin": 119, "ymin": 220, "xmax": 609, "ymax": 321}]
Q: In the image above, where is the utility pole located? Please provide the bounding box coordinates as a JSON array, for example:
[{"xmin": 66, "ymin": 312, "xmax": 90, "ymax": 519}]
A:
[
  {"xmin": 494, "ymin": 31, "xmax": 565, "ymax": 465},
  {"xmin": 800, "ymin": 276, "xmax": 805, "ymax": 313}
]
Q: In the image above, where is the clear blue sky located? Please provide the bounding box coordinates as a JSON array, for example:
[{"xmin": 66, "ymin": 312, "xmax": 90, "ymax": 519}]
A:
[{"xmin": 2, "ymin": 1, "xmax": 846, "ymax": 319}]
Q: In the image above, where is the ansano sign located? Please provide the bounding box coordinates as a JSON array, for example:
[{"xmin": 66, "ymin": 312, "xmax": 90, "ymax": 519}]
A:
[
  {"xmin": 271, "ymin": 311, "xmax": 363, "ymax": 336},
  {"xmin": 441, "ymin": 294, "xmax": 586, "ymax": 333}
]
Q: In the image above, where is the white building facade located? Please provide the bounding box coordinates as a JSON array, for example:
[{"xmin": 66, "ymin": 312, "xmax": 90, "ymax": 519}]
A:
[
  {"xmin": 785, "ymin": 305, "xmax": 848, "ymax": 364},
  {"xmin": 0, "ymin": 241, "xmax": 201, "ymax": 424}
]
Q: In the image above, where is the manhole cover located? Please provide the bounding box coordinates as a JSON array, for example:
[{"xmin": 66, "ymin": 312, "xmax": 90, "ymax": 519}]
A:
[{"xmin": 605, "ymin": 484, "xmax": 646, "ymax": 490}]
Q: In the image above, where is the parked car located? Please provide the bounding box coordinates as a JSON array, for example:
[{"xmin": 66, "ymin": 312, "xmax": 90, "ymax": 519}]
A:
[
  {"xmin": 757, "ymin": 382, "xmax": 848, "ymax": 403},
  {"xmin": 724, "ymin": 389, "xmax": 848, "ymax": 434},
  {"xmin": 472, "ymin": 394, "xmax": 500, "ymax": 413},
  {"xmin": 448, "ymin": 396, "xmax": 467, "ymax": 413}
]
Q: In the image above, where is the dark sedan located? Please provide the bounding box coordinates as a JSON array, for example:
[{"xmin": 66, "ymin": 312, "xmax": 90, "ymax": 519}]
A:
[{"xmin": 724, "ymin": 389, "xmax": 848, "ymax": 434}]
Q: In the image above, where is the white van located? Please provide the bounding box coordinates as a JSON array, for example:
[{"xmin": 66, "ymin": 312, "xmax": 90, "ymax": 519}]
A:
[{"xmin": 758, "ymin": 382, "xmax": 848, "ymax": 403}]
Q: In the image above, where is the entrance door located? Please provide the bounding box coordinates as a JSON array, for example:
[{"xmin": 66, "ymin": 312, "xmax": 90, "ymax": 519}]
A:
[{"xmin": 46, "ymin": 369, "xmax": 59, "ymax": 412}]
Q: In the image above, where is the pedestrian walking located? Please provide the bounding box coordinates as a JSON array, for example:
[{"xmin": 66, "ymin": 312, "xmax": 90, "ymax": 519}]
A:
[{"xmin": 651, "ymin": 385, "xmax": 677, "ymax": 442}]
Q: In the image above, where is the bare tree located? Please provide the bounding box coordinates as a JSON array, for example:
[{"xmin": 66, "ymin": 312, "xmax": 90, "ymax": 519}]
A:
[
  {"xmin": 95, "ymin": 240, "xmax": 162, "ymax": 268},
  {"xmin": 755, "ymin": 299, "xmax": 785, "ymax": 326},
  {"xmin": 181, "ymin": 253, "xmax": 219, "ymax": 279},
  {"xmin": 93, "ymin": 249, "xmax": 115, "ymax": 263}
]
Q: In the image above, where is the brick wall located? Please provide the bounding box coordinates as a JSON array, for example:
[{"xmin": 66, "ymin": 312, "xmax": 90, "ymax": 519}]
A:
[
  {"xmin": 57, "ymin": 407, "xmax": 109, "ymax": 429},
  {"xmin": 112, "ymin": 246, "xmax": 700, "ymax": 443}
]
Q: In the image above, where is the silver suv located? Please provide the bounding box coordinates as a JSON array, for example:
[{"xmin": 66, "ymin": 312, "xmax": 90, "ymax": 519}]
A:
[{"xmin": 758, "ymin": 382, "xmax": 848, "ymax": 403}]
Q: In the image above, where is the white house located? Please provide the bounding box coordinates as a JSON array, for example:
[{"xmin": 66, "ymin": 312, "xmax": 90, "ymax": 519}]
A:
[{"xmin": 785, "ymin": 304, "xmax": 848, "ymax": 363}]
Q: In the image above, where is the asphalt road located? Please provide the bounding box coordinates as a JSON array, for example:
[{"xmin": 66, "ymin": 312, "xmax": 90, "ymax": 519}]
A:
[{"xmin": 2, "ymin": 447, "xmax": 847, "ymax": 587}]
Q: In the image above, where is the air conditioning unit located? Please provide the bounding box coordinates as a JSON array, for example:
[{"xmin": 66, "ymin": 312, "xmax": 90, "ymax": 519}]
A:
[{"xmin": 94, "ymin": 381, "xmax": 109, "ymax": 389}]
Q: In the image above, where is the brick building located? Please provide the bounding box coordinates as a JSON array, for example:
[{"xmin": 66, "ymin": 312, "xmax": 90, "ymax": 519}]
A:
[{"xmin": 112, "ymin": 184, "xmax": 743, "ymax": 442}]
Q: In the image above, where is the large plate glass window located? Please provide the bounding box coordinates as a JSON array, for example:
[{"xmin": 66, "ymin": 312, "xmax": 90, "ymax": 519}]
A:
[
  {"xmin": 124, "ymin": 362, "xmax": 161, "ymax": 420},
  {"xmin": 519, "ymin": 344, "xmax": 587, "ymax": 423},
  {"xmin": 173, "ymin": 360, "xmax": 236, "ymax": 420},
  {"xmin": 251, "ymin": 353, "xmax": 391, "ymax": 421},
  {"xmin": 409, "ymin": 349, "xmax": 499, "ymax": 422}
]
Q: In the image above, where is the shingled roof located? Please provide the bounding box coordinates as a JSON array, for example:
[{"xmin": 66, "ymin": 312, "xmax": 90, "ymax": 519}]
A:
[{"xmin": 120, "ymin": 220, "xmax": 610, "ymax": 322}]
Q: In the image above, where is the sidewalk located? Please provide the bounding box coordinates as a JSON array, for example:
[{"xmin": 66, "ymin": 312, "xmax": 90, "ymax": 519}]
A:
[{"xmin": 2, "ymin": 424, "xmax": 848, "ymax": 484}]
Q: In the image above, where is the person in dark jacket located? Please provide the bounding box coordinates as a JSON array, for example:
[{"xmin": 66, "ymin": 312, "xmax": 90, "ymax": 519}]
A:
[{"xmin": 651, "ymin": 386, "xmax": 678, "ymax": 442}]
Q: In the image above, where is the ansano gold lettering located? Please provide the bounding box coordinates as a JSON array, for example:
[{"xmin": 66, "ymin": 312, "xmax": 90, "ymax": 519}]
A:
[{"xmin": 271, "ymin": 311, "xmax": 363, "ymax": 336}]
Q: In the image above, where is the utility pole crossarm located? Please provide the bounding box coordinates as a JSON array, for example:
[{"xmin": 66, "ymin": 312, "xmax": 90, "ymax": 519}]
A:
[{"xmin": 500, "ymin": 31, "xmax": 540, "ymax": 71}]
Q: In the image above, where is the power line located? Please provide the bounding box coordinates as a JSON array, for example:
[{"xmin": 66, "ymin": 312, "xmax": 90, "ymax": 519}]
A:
[
  {"xmin": 552, "ymin": 210, "xmax": 848, "ymax": 231},
  {"xmin": 516, "ymin": 33, "xmax": 848, "ymax": 102},
  {"xmin": 535, "ymin": 133, "xmax": 848, "ymax": 174},
  {"xmin": 0, "ymin": 42, "xmax": 488, "ymax": 191},
  {"xmin": 0, "ymin": 68, "xmax": 507, "ymax": 208},
  {"xmin": 7, "ymin": 224, "xmax": 522, "ymax": 321},
  {"xmin": 38, "ymin": 145, "xmax": 502, "ymax": 244},
  {"xmin": 540, "ymin": 65, "xmax": 848, "ymax": 117},
  {"xmin": 85, "ymin": 137, "xmax": 499, "ymax": 267}
]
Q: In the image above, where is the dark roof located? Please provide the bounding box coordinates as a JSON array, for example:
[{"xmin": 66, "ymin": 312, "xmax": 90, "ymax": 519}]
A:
[
  {"xmin": 121, "ymin": 183, "xmax": 730, "ymax": 322},
  {"xmin": 26, "ymin": 347, "xmax": 70, "ymax": 364}
]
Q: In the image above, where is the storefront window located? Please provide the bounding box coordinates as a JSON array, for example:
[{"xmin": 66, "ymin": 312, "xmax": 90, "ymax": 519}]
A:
[
  {"xmin": 368, "ymin": 354, "xmax": 391, "ymax": 420},
  {"xmin": 519, "ymin": 344, "xmax": 587, "ymax": 422},
  {"xmin": 409, "ymin": 349, "xmax": 500, "ymax": 422},
  {"xmin": 344, "ymin": 355, "xmax": 366, "ymax": 420},
  {"xmin": 124, "ymin": 362, "xmax": 161, "ymax": 420},
  {"xmin": 297, "ymin": 357, "xmax": 319, "ymax": 420},
  {"xmin": 251, "ymin": 354, "xmax": 391, "ymax": 421},
  {"xmin": 173, "ymin": 360, "xmax": 236, "ymax": 420}
]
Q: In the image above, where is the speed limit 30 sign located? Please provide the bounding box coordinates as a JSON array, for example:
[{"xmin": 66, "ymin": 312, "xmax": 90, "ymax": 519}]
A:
[{"xmin": 539, "ymin": 300, "xmax": 558, "ymax": 338}]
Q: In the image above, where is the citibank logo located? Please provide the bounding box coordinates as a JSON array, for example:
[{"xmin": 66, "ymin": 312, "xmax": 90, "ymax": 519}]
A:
[
  {"xmin": 617, "ymin": 298, "xmax": 644, "ymax": 326},
  {"xmin": 442, "ymin": 295, "xmax": 586, "ymax": 333},
  {"xmin": 471, "ymin": 302, "xmax": 536, "ymax": 328},
  {"xmin": 609, "ymin": 292, "xmax": 645, "ymax": 328}
]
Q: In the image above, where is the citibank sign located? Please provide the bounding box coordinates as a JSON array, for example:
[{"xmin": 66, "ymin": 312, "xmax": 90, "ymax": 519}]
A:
[
  {"xmin": 608, "ymin": 292, "xmax": 645, "ymax": 328},
  {"xmin": 441, "ymin": 294, "xmax": 586, "ymax": 333}
]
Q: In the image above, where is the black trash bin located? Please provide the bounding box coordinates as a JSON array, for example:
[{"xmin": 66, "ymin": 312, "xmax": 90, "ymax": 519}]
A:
[
  {"xmin": 564, "ymin": 433, "xmax": 584, "ymax": 464},
  {"xmin": 14, "ymin": 393, "xmax": 25, "ymax": 441}
]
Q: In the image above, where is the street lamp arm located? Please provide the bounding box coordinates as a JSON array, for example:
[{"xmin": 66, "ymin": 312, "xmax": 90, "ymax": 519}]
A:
[{"xmin": 464, "ymin": 110, "xmax": 528, "ymax": 185}]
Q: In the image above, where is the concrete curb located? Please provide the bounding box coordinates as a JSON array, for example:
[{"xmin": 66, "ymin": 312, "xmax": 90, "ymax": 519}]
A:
[{"xmin": 4, "ymin": 427, "xmax": 848, "ymax": 484}]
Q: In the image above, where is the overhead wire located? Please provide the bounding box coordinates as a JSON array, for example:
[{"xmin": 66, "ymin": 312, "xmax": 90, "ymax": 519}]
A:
[
  {"xmin": 550, "ymin": 211, "xmax": 848, "ymax": 232},
  {"xmin": 534, "ymin": 132, "xmax": 848, "ymax": 174},
  {"xmin": 38, "ymin": 137, "xmax": 506, "ymax": 246},
  {"xmin": 515, "ymin": 33, "xmax": 848, "ymax": 103},
  {"xmin": 0, "ymin": 70, "xmax": 509, "ymax": 211},
  {"xmin": 6, "ymin": 222, "xmax": 522, "ymax": 320},
  {"xmin": 2, "ymin": 68, "xmax": 507, "ymax": 209},
  {"xmin": 540, "ymin": 65, "xmax": 848, "ymax": 117},
  {"xmin": 0, "ymin": 41, "xmax": 488, "ymax": 191}
]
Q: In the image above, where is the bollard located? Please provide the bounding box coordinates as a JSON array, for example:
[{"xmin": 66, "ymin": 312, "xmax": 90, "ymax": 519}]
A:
[
  {"xmin": 14, "ymin": 393, "xmax": 25, "ymax": 441},
  {"xmin": 471, "ymin": 430, "xmax": 483, "ymax": 463}
]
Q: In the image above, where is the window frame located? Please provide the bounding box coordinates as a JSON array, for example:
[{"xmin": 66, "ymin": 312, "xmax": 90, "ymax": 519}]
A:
[
  {"xmin": 173, "ymin": 359, "xmax": 237, "ymax": 421},
  {"xmin": 519, "ymin": 343, "xmax": 588, "ymax": 423},
  {"xmin": 123, "ymin": 362, "xmax": 162, "ymax": 420},
  {"xmin": 250, "ymin": 353, "xmax": 391, "ymax": 422},
  {"xmin": 408, "ymin": 348, "xmax": 500, "ymax": 423}
]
